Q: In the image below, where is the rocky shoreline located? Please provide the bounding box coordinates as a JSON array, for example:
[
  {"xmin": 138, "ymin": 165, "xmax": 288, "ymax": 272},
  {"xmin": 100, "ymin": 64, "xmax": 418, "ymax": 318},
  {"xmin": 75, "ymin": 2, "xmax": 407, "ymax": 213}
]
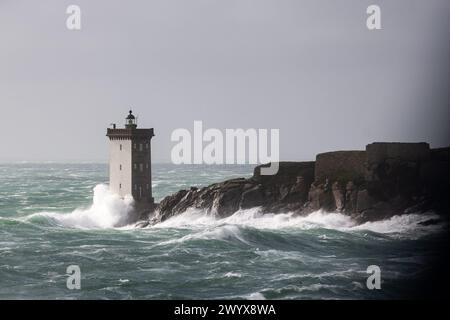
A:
[{"xmin": 143, "ymin": 142, "xmax": 450, "ymax": 226}]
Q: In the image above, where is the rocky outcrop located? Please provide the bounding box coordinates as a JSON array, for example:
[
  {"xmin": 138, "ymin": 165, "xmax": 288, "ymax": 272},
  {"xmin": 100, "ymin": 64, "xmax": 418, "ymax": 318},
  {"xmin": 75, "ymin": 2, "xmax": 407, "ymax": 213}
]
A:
[
  {"xmin": 151, "ymin": 162, "xmax": 315, "ymax": 224},
  {"xmin": 148, "ymin": 143, "xmax": 450, "ymax": 225},
  {"xmin": 304, "ymin": 143, "xmax": 449, "ymax": 222}
]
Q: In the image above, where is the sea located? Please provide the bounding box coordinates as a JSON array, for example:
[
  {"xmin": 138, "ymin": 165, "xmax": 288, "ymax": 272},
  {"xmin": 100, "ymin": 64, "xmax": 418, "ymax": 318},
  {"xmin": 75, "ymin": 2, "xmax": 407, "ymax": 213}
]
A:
[{"xmin": 0, "ymin": 163, "xmax": 448, "ymax": 299}]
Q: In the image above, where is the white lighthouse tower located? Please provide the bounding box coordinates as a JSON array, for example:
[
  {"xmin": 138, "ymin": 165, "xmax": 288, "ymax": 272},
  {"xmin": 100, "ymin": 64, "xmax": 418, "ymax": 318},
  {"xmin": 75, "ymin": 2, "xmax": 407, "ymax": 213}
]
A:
[{"xmin": 106, "ymin": 110, "xmax": 155, "ymax": 219}]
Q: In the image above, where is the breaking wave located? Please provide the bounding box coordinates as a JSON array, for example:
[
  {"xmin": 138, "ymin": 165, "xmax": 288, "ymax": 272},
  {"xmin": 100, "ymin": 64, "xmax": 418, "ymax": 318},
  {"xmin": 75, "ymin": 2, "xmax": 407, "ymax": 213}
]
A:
[
  {"xmin": 17, "ymin": 184, "xmax": 446, "ymax": 238},
  {"xmin": 22, "ymin": 184, "xmax": 134, "ymax": 229},
  {"xmin": 152, "ymin": 207, "xmax": 445, "ymax": 238}
]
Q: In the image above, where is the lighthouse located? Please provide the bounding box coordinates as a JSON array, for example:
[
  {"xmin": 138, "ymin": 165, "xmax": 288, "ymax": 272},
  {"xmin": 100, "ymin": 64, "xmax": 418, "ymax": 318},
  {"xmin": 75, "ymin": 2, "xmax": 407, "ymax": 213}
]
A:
[{"xmin": 106, "ymin": 110, "xmax": 155, "ymax": 218}]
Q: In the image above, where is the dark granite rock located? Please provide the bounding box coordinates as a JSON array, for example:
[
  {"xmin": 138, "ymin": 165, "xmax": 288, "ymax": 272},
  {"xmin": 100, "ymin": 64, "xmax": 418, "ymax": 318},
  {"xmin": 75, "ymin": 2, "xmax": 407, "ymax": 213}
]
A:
[
  {"xmin": 306, "ymin": 180, "xmax": 336, "ymax": 212},
  {"xmin": 146, "ymin": 143, "xmax": 450, "ymax": 226},
  {"xmin": 332, "ymin": 181, "xmax": 345, "ymax": 212},
  {"xmin": 356, "ymin": 189, "xmax": 374, "ymax": 212},
  {"xmin": 344, "ymin": 181, "xmax": 358, "ymax": 214},
  {"xmin": 240, "ymin": 185, "xmax": 265, "ymax": 209},
  {"xmin": 152, "ymin": 162, "xmax": 315, "ymax": 224}
]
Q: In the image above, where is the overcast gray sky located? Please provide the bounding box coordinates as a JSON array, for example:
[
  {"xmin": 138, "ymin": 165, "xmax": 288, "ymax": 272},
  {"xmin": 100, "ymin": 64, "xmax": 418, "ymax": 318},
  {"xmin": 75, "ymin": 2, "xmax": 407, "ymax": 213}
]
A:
[{"xmin": 0, "ymin": 0, "xmax": 449, "ymax": 162}]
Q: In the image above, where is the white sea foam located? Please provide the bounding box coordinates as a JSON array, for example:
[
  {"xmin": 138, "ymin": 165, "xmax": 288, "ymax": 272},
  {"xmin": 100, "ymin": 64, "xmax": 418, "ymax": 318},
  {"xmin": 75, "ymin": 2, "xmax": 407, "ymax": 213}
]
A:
[
  {"xmin": 157, "ymin": 224, "xmax": 248, "ymax": 246},
  {"xmin": 152, "ymin": 208, "xmax": 356, "ymax": 230},
  {"xmin": 21, "ymin": 183, "xmax": 445, "ymax": 237},
  {"xmin": 350, "ymin": 212, "xmax": 442, "ymax": 234},
  {"xmin": 245, "ymin": 292, "xmax": 266, "ymax": 300},
  {"xmin": 24, "ymin": 184, "xmax": 134, "ymax": 229},
  {"xmin": 224, "ymin": 272, "xmax": 242, "ymax": 278},
  {"xmin": 151, "ymin": 207, "xmax": 445, "ymax": 238},
  {"xmin": 153, "ymin": 208, "xmax": 217, "ymax": 229},
  {"xmin": 290, "ymin": 283, "xmax": 340, "ymax": 293}
]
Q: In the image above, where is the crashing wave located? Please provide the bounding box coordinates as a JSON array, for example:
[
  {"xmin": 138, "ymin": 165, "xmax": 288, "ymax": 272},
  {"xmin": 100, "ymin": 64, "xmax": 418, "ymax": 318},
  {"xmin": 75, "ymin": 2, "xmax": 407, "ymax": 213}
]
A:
[
  {"xmin": 147, "ymin": 206, "xmax": 445, "ymax": 243},
  {"xmin": 23, "ymin": 184, "xmax": 134, "ymax": 229},
  {"xmin": 19, "ymin": 183, "xmax": 446, "ymax": 238}
]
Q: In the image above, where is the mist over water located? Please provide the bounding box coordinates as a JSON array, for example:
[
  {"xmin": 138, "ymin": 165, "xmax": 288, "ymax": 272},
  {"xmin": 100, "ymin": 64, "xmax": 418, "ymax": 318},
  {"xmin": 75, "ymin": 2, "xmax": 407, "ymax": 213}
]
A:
[{"xmin": 0, "ymin": 163, "xmax": 448, "ymax": 299}]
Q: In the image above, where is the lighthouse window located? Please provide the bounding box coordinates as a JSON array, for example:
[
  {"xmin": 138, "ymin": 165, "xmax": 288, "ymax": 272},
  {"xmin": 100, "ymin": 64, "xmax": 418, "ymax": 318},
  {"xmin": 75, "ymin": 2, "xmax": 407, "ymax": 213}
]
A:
[
  {"xmin": 134, "ymin": 143, "xmax": 136, "ymax": 149},
  {"xmin": 119, "ymin": 164, "xmax": 122, "ymax": 170},
  {"xmin": 146, "ymin": 143, "xmax": 149, "ymax": 149},
  {"xmin": 133, "ymin": 163, "xmax": 137, "ymax": 170},
  {"xmin": 146, "ymin": 163, "xmax": 149, "ymax": 169},
  {"xmin": 139, "ymin": 163, "xmax": 143, "ymax": 172},
  {"xmin": 146, "ymin": 184, "xmax": 149, "ymax": 190},
  {"xmin": 120, "ymin": 144, "xmax": 122, "ymax": 151},
  {"xmin": 134, "ymin": 184, "xmax": 137, "ymax": 190},
  {"xmin": 139, "ymin": 143, "xmax": 143, "ymax": 151}
]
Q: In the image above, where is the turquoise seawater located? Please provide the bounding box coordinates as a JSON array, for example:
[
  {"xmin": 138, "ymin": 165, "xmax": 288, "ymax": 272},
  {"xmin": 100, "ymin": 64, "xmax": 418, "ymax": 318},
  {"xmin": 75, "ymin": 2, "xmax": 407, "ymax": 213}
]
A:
[{"xmin": 0, "ymin": 163, "xmax": 448, "ymax": 299}]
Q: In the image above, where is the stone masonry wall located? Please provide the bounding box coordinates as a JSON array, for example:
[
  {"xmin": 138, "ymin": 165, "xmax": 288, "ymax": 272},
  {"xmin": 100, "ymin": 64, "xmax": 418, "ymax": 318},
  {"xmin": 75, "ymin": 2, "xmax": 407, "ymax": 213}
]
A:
[{"xmin": 314, "ymin": 151, "xmax": 366, "ymax": 184}]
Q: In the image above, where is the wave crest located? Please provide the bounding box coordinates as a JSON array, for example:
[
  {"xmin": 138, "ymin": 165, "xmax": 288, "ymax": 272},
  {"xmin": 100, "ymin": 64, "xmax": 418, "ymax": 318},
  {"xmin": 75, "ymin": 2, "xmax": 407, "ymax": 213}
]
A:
[
  {"xmin": 20, "ymin": 184, "xmax": 445, "ymax": 237},
  {"xmin": 150, "ymin": 207, "xmax": 445, "ymax": 238},
  {"xmin": 23, "ymin": 184, "xmax": 134, "ymax": 229}
]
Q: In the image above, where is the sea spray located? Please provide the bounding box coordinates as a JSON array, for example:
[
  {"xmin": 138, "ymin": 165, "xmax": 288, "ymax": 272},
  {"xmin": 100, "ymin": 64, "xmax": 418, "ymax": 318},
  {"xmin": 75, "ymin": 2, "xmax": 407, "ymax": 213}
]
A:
[
  {"xmin": 21, "ymin": 188, "xmax": 445, "ymax": 239},
  {"xmin": 1, "ymin": 164, "xmax": 448, "ymax": 299},
  {"xmin": 24, "ymin": 184, "xmax": 134, "ymax": 229},
  {"xmin": 149, "ymin": 207, "xmax": 445, "ymax": 238}
]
